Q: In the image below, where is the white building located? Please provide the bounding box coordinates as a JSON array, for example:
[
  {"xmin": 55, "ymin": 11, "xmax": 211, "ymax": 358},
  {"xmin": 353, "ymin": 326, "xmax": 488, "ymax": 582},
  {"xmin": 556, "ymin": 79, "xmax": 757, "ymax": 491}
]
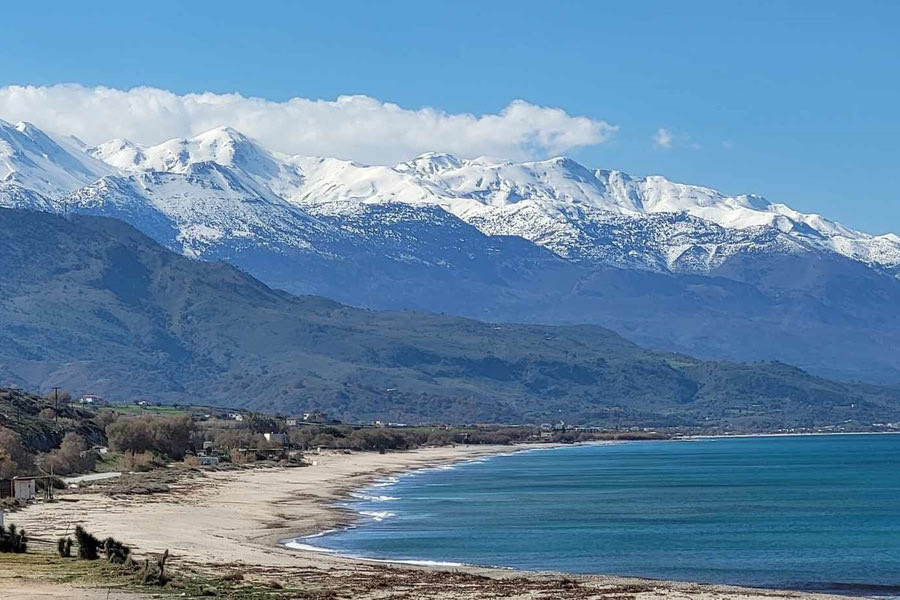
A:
[
  {"xmin": 78, "ymin": 394, "xmax": 105, "ymax": 405},
  {"xmin": 13, "ymin": 477, "xmax": 36, "ymax": 500}
]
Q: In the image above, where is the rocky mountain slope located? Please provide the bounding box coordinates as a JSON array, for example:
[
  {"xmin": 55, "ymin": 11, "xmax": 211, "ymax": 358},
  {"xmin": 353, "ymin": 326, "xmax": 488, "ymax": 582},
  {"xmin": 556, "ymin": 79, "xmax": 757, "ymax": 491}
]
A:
[
  {"xmin": 81, "ymin": 128, "xmax": 900, "ymax": 272},
  {"xmin": 1, "ymin": 208, "xmax": 898, "ymax": 428},
  {"xmin": 3, "ymin": 119, "xmax": 900, "ymax": 383}
]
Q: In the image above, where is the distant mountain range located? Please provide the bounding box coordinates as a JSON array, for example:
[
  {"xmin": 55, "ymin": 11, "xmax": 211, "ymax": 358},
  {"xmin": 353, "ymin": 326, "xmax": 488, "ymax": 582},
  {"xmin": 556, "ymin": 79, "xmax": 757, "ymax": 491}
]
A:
[
  {"xmin": 3, "ymin": 119, "xmax": 900, "ymax": 384},
  {"xmin": 2, "ymin": 208, "xmax": 899, "ymax": 429}
]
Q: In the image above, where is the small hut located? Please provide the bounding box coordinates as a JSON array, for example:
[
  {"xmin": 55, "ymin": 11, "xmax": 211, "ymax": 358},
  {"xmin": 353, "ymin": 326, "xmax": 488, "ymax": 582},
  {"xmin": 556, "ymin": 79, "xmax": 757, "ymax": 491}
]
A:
[{"xmin": 0, "ymin": 477, "xmax": 37, "ymax": 500}]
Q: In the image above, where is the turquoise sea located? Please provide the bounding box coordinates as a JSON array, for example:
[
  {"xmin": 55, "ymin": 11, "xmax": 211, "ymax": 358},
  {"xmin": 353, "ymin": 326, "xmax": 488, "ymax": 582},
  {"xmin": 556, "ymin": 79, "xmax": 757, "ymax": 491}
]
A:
[{"xmin": 290, "ymin": 435, "xmax": 900, "ymax": 593}]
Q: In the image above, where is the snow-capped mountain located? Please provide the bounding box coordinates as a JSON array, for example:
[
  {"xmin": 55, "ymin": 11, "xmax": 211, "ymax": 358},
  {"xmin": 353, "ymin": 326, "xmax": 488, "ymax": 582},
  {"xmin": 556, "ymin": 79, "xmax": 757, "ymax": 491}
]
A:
[
  {"xmin": 395, "ymin": 154, "xmax": 900, "ymax": 271},
  {"xmin": 0, "ymin": 119, "xmax": 113, "ymax": 203},
  {"xmin": 4, "ymin": 119, "xmax": 900, "ymax": 385},
  {"xmin": 65, "ymin": 165, "xmax": 350, "ymax": 259},
  {"xmin": 76, "ymin": 125, "xmax": 900, "ymax": 274}
]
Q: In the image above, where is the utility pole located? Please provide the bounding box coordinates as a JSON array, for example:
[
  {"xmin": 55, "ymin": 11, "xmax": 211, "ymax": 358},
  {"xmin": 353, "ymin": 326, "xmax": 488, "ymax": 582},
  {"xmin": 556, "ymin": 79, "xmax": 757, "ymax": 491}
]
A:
[{"xmin": 52, "ymin": 386, "xmax": 60, "ymax": 422}]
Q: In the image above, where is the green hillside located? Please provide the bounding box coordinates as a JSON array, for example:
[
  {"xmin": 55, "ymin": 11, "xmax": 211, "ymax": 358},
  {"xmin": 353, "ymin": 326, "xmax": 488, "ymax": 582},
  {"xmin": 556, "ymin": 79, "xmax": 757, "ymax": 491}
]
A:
[
  {"xmin": 0, "ymin": 208, "xmax": 898, "ymax": 429},
  {"xmin": 0, "ymin": 388, "xmax": 104, "ymax": 453}
]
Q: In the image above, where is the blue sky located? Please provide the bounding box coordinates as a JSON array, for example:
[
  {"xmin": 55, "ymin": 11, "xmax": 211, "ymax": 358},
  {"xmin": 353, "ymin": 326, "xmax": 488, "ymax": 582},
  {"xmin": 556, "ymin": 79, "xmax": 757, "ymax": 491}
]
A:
[{"xmin": 1, "ymin": 0, "xmax": 897, "ymax": 233}]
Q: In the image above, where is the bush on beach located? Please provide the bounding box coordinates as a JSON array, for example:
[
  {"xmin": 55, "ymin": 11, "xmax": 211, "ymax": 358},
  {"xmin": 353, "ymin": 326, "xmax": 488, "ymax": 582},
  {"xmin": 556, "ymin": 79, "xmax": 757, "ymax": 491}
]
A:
[
  {"xmin": 72, "ymin": 525, "xmax": 131, "ymax": 563},
  {"xmin": 57, "ymin": 536, "xmax": 73, "ymax": 557},
  {"xmin": 0, "ymin": 523, "xmax": 28, "ymax": 553},
  {"xmin": 103, "ymin": 536, "xmax": 131, "ymax": 564},
  {"xmin": 74, "ymin": 525, "xmax": 101, "ymax": 560}
]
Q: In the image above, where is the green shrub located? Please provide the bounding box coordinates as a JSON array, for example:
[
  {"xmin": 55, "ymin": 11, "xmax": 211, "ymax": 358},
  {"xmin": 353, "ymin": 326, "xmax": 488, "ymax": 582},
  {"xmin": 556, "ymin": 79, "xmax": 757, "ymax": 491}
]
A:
[
  {"xmin": 74, "ymin": 525, "xmax": 100, "ymax": 560},
  {"xmin": 103, "ymin": 536, "xmax": 130, "ymax": 564},
  {"xmin": 57, "ymin": 536, "xmax": 73, "ymax": 557},
  {"xmin": 0, "ymin": 523, "xmax": 27, "ymax": 553},
  {"xmin": 72, "ymin": 526, "xmax": 130, "ymax": 563}
]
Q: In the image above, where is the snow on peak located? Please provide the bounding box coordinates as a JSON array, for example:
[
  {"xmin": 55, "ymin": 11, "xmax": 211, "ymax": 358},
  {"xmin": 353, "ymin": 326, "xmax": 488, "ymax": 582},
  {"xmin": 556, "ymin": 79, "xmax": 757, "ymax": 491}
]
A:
[
  {"xmin": 89, "ymin": 138, "xmax": 147, "ymax": 170},
  {"xmin": 189, "ymin": 126, "xmax": 256, "ymax": 162},
  {"xmin": 386, "ymin": 154, "xmax": 900, "ymax": 268},
  {"xmin": 90, "ymin": 126, "xmax": 275, "ymax": 175},
  {"xmin": 396, "ymin": 152, "xmax": 465, "ymax": 176},
  {"xmin": 1, "ymin": 119, "xmax": 898, "ymax": 272},
  {"xmin": 0, "ymin": 118, "xmax": 113, "ymax": 198}
]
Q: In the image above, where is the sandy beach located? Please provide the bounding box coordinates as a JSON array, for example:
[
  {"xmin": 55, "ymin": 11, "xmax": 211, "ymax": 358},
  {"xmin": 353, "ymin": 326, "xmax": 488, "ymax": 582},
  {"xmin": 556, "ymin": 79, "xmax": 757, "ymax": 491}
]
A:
[{"xmin": 4, "ymin": 443, "xmax": 859, "ymax": 599}]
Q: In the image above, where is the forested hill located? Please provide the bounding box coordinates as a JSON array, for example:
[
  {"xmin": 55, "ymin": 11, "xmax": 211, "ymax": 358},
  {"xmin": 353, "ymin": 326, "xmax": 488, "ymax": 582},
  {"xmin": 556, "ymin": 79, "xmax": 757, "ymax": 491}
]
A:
[{"xmin": 0, "ymin": 208, "xmax": 898, "ymax": 429}]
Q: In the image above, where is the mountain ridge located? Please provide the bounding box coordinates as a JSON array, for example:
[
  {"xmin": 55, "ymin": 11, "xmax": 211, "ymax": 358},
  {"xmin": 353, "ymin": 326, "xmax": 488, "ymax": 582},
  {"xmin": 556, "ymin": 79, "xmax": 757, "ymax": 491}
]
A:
[
  {"xmin": 1, "ymin": 207, "xmax": 898, "ymax": 429},
  {"xmin": 6, "ymin": 118, "xmax": 898, "ymax": 273},
  {"xmin": 3, "ymin": 119, "xmax": 900, "ymax": 385}
]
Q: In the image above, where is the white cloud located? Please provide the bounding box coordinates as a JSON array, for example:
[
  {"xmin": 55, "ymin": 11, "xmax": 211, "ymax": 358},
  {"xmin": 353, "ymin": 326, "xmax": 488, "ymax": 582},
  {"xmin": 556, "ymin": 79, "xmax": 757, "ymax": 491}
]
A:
[
  {"xmin": 653, "ymin": 128, "xmax": 673, "ymax": 149},
  {"xmin": 0, "ymin": 84, "xmax": 617, "ymax": 164}
]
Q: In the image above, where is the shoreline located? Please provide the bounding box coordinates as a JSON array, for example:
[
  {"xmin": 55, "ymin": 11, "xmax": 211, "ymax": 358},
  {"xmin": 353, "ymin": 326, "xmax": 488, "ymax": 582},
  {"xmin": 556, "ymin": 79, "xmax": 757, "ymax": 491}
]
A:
[
  {"xmin": 680, "ymin": 430, "xmax": 900, "ymax": 440},
  {"xmin": 8, "ymin": 441, "xmax": 874, "ymax": 600},
  {"xmin": 9, "ymin": 442, "xmax": 551, "ymax": 568},
  {"xmin": 279, "ymin": 439, "xmax": 900, "ymax": 597},
  {"xmin": 261, "ymin": 442, "xmax": 565, "ymax": 551},
  {"xmin": 277, "ymin": 441, "xmax": 576, "ymax": 563}
]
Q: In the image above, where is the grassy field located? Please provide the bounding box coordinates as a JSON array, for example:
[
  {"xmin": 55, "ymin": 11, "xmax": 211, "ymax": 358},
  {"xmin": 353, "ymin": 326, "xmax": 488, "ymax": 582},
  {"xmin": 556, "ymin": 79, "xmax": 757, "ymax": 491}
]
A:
[
  {"xmin": 0, "ymin": 544, "xmax": 331, "ymax": 599},
  {"xmin": 0, "ymin": 545, "xmax": 140, "ymax": 593}
]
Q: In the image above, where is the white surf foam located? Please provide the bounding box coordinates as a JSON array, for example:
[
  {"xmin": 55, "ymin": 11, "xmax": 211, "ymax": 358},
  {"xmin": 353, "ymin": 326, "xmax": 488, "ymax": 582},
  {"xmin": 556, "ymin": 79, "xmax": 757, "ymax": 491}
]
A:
[
  {"xmin": 366, "ymin": 557, "xmax": 466, "ymax": 567},
  {"xmin": 371, "ymin": 476, "xmax": 400, "ymax": 487},
  {"xmin": 359, "ymin": 510, "xmax": 396, "ymax": 522},
  {"xmin": 283, "ymin": 541, "xmax": 339, "ymax": 553},
  {"xmin": 284, "ymin": 539, "xmax": 466, "ymax": 567},
  {"xmin": 349, "ymin": 491, "xmax": 399, "ymax": 502}
]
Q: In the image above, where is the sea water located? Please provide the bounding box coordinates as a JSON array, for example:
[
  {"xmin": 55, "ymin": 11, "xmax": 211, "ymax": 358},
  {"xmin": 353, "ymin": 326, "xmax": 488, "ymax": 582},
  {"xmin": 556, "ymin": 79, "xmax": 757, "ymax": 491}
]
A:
[{"xmin": 290, "ymin": 434, "xmax": 900, "ymax": 592}]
